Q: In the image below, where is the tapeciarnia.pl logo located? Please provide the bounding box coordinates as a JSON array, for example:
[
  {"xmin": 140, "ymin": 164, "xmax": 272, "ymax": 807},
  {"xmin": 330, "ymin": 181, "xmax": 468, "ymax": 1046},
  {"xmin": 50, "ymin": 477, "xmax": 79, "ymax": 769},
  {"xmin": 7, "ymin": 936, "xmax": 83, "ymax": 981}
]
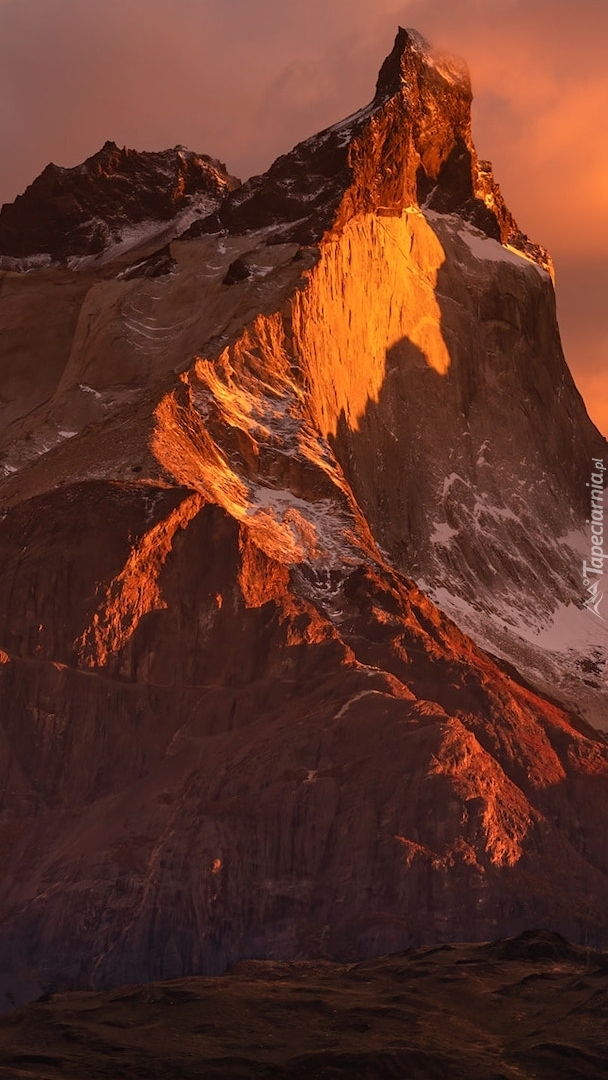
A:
[{"xmin": 582, "ymin": 458, "xmax": 606, "ymax": 619}]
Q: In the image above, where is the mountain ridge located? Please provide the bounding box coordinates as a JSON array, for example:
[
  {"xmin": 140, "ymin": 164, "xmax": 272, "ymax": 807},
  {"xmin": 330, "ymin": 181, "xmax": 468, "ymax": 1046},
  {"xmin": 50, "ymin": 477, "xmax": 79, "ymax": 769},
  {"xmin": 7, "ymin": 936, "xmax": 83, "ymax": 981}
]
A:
[
  {"xmin": 0, "ymin": 141, "xmax": 239, "ymax": 266},
  {"xmin": 0, "ymin": 26, "xmax": 606, "ymax": 1012}
]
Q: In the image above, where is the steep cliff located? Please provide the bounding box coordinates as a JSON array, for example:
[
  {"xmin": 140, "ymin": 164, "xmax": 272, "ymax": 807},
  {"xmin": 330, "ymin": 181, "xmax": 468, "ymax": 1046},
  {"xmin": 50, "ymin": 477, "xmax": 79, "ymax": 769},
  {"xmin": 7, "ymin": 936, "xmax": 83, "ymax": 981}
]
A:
[
  {"xmin": 197, "ymin": 25, "xmax": 605, "ymax": 726},
  {"xmin": 0, "ymin": 28, "xmax": 607, "ymax": 1009}
]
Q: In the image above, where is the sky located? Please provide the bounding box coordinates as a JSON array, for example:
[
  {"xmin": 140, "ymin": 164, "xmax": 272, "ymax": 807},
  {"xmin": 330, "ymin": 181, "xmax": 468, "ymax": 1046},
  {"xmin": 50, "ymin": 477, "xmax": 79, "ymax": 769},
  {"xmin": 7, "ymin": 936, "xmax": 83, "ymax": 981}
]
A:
[{"xmin": 0, "ymin": 0, "xmax": 606, "ymax": 435}]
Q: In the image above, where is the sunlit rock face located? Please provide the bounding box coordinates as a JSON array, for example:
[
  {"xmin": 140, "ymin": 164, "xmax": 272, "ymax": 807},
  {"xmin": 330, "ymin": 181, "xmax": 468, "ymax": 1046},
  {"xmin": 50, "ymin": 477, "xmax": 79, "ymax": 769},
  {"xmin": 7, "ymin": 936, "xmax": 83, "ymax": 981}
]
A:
[
  {"xmin": 0, "ymin": 28, "xmax": 607, "ymax": 1009},
  {"xmin": 204, "ymin": 26, "xmax": 605, "ymax": 726}
]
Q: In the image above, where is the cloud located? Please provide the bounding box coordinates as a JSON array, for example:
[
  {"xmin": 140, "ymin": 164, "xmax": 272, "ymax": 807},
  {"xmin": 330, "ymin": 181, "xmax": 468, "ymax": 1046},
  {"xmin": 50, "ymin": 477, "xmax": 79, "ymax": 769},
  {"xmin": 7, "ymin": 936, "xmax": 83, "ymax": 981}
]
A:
[{"xmin": 555, "ymin": 257, "xmax": 608, "ymax": 436}]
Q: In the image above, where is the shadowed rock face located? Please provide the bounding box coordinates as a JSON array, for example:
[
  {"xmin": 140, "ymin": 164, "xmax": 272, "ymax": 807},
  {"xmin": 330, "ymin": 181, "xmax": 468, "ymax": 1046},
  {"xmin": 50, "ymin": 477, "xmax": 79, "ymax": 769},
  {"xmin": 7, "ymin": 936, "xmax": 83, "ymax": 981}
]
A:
[
  {"xmin": 0, "ymin": 28, "xmax": 607, "ymax": 1010},
  {"xmin": 0, "ymin": 141, "xmax": 239, "ymax": 262}
]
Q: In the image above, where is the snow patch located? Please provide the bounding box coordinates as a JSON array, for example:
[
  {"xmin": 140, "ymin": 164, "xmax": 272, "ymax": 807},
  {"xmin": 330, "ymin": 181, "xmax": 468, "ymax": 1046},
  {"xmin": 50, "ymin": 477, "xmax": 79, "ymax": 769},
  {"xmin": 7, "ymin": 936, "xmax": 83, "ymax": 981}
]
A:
[
  {"xmin": 430, "ymin": 521, "xmax": 458, "ymax": 545},
  {"xmin": 427, "ymin": 551, "xmax": 608, "ymax": 733},
  {"xmin": 333, "ymin": 690, "xmax": 385, "ymax": 721},
  {"xmin": 79, "ymin": 384, "xmax": 102, "ymax": 398},
  {"xmin": 425, "ymin": 211, "xmax": 549, "ymax": 278},
  {"xmin": 0, "ymin": 252, "xmax": 53, "ymax": 273}
]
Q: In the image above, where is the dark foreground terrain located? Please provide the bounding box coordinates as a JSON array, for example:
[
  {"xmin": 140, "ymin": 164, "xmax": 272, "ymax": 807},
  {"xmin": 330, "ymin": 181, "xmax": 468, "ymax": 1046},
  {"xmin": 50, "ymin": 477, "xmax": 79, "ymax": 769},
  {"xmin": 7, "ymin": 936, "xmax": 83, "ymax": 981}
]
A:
[{"xmin": 1, "ymin": 931, "xmax": 606, "ymax": 1079}]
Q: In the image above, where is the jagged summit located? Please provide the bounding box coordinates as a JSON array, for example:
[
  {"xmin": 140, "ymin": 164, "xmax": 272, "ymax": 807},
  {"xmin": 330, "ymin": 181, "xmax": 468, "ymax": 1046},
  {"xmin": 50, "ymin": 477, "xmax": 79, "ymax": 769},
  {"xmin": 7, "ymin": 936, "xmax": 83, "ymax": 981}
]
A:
[
  {"xmin": 0, "ymin": 28, "xmax": 546, "ymax": 274},
  {"xmin": 373, "ymin": 26, "xmax": 471, "ymax": 101},
  {"xmin": 0, "ymin": 142, "xmax": 239, "ymax": 264},
  {"xmin": 187, "ymin": 26, "xmax": 550, "ymax": 275}
]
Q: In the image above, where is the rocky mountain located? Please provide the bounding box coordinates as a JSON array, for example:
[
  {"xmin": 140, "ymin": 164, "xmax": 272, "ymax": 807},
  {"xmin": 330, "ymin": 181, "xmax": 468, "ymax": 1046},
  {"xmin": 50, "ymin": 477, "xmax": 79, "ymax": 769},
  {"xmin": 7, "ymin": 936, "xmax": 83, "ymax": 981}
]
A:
[
  {"xmin": 0, "ymin": 141, "xmax": 239, "ymax": 266},
  {"xmin": 0, "ymin": 27, "xmax": 607, "ymax": 1012}
]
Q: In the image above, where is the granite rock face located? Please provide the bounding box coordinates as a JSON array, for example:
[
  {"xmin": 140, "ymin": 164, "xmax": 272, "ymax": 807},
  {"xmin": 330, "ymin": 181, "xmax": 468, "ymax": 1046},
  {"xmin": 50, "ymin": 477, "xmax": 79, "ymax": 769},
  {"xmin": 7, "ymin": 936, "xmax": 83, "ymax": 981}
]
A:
[{"xmin": 0, "ymin": 28, "xmax": 607, "ymax": 1009}]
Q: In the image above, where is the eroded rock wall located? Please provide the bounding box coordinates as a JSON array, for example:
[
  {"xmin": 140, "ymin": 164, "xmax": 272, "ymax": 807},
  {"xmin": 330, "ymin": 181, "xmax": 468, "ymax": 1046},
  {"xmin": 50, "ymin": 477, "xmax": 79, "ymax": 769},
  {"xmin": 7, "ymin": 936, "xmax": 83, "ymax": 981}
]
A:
[{"xmin": 0, "ymin": 28, "xmax": 606, "ymax": 1008}]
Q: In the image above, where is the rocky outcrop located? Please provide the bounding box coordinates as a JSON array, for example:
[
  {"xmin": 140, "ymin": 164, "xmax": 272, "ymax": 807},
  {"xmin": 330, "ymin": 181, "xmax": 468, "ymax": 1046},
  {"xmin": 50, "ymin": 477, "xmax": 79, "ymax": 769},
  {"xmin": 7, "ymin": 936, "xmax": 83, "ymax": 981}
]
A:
[
  {"xmin": 0, "ymin": 27, "xmax": 607, "ymax": 1008},
  {"xmin": 0, "ymin": 142, "xmax": 239, "ymax": 263}
]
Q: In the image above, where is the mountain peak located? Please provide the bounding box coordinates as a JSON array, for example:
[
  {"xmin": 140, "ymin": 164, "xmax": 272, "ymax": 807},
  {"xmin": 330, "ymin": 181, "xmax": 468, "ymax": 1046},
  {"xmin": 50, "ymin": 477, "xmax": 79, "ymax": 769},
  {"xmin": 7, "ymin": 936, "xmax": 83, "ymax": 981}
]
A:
[
  {"xmin": 201, "ymin": 25, "xmax": 544, "ymax": 272},
  {"xmin": 373, "ymin": 26, "xmax": 471, "ymax": 102},
  {"xmin": 0, "ymin": 143, "xmax": 240, "ymax": 263}
]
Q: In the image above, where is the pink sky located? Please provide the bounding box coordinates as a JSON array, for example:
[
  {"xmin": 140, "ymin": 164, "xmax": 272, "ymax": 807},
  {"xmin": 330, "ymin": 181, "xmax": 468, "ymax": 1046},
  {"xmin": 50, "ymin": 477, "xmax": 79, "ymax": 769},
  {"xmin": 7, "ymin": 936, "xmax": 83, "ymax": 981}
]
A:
[{"xmin": 0, "ymin": 0, "xmax": 606, "ymax": 435}]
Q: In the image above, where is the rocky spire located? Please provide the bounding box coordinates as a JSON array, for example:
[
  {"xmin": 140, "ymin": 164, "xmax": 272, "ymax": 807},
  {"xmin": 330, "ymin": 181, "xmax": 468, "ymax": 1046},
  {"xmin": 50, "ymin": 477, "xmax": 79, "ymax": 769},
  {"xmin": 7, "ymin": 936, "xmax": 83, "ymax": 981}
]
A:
[
  {"xmin": 192, "ymin": 25, "xmax": 548, "ymax": 273},
  {"xmin": 373, "ymin": 26, "xmax": 471, "ymax": 102}
]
